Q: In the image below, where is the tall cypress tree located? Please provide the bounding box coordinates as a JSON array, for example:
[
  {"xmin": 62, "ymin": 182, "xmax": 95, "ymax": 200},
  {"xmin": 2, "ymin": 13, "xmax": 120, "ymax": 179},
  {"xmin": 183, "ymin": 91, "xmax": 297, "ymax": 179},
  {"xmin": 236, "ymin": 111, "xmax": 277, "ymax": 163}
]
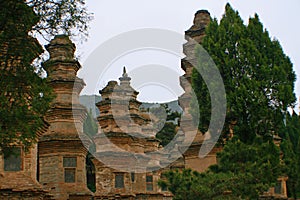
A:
[{"xmin": 192, "ymin": 3, "xmax": 296, "ymax": 142}]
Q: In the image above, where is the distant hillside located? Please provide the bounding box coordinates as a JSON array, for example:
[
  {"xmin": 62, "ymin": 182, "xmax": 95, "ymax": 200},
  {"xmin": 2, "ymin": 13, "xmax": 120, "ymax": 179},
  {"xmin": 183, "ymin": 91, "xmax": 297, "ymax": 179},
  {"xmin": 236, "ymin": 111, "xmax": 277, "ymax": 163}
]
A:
[
  {"xmin": 140, "ymin": 100, "xmax": 182, "ymax": 113},
  {"xmin": 79, "ymin": 95, "xmax": 101, "ymax": 117},
  {"xmin": 79, "ymin": 95, "xmax": 182, "ymax": 118}
]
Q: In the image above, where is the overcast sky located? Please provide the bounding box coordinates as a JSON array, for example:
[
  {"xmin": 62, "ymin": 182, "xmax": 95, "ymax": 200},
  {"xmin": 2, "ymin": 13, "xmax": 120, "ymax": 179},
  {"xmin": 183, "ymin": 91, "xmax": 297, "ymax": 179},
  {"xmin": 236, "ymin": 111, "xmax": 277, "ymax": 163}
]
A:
[{"xmin": 76, "ymin": 0, "xmax": 300, "ymax": 109}]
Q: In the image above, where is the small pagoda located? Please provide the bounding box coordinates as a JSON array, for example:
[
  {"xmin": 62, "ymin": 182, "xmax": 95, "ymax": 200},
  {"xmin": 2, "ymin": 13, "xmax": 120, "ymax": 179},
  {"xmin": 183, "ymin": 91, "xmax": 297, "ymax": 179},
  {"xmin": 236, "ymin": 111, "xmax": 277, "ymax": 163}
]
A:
[{"xmin": 92, "ymin": 68, "xmax": 172, "ymax": 199}]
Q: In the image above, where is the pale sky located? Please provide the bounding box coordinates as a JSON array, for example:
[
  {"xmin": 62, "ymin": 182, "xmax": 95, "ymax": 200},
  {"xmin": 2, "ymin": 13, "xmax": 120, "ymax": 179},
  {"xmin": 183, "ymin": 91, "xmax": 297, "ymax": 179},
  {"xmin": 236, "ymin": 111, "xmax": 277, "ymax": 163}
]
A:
[{"xmin": 76, "ymin": 0, "xmax": 300, "ymax": 109}]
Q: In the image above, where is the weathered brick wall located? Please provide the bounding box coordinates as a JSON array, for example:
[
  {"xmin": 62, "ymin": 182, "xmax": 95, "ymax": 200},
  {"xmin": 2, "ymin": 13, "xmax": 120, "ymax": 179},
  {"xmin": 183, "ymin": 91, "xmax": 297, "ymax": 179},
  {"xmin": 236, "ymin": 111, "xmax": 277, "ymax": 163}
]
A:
[
  {"xmin": 0, "ymin": 143, "xmax": 50, "ymax": 198},
  {"xmin": 185, "ymin": 153, "xmax": 217, "ymax": 172},
  {"xmin": 0, "ymin": 191, "xmax": 44, "ymax": 200}
]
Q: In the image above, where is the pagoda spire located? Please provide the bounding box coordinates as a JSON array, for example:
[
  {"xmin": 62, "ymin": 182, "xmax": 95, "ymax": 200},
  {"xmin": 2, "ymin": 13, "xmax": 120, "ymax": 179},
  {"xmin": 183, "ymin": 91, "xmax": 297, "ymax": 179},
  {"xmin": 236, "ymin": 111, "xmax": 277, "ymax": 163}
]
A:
[
  {"xmin": 119, "ymin": 66, "xmax": 131, "ymax": 83},
  {"xmin": 123, "ymin": 66, "xmax": 127, "ymax": 76}
]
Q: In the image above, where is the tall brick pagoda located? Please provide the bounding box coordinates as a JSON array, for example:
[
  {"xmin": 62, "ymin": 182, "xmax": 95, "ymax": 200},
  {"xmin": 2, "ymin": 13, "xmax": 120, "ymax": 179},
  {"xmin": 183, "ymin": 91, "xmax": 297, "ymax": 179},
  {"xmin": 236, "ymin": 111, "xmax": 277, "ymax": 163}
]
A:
[
  {"xmin": 178, "ymin": 10, "xmax": 222, "ymax": 172},
  {"xmin": 38, "ymin": 35, "xmax": 92, "ymax": 200}
]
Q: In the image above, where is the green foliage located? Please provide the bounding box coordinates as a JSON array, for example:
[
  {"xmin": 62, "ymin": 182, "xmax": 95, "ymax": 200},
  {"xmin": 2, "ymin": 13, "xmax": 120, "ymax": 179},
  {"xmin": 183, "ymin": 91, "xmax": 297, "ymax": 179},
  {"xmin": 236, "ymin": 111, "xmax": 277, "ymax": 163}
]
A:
[
  {"xmin": 280, "ymin": 113, "xmax": 300, "ymax": 198},
  {"xmin": 159, "ymin": 169, "xmax": 237, "ymax": 200},
  {"xmin": 297, "ymin": 139, "xmax": 300, "ymax": 197},
  {"xmin": 154, "ymin": 104, "xmax": 181, "ymax": 146},
  {"xmin": 192, "ymin": 3, "xmax": 296, "ymax": 142},
  {"xmin": 26, "ymin": 0, "xmax": 92, "ymax": 40},
  {"xmin": 0, "ymin": 0, "xmax": 54, "ymax": 150},
  {"xmin": 160, "ymin": 137, "xmax": 283, "ymax": 199},
  {"xmin": 156, "ymin": 122, "xmax": 177, "ymax": 146},
  {"xmin": 83, "ymin": 109, "xmax": 98, "ymax": 137},
  {"xmin": 212, "ymin": 137, "xmax": 282, "ymax": 187}
]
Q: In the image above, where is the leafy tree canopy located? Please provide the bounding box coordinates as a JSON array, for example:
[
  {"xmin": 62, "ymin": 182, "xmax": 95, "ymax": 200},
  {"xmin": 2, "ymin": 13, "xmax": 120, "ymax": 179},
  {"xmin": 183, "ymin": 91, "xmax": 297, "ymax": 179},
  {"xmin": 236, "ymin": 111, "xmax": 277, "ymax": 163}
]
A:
[
  {"xmin": 31, "ymin": 0, "xmax": 91, "ymax": 40},
  {"xmin": 192, "ymin": 3, "xmax": 296, "ymax": 142},
  {"xmin": 280, "ymin": 112, "xmax": 300, "ymax": 198},
  {"xmin": 160, "ymin": 137, "xmax": 283, "ymax": 199},
  {"xmin": 154, "ymin": 104, "xmax": 181, "ymax": 146}
]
